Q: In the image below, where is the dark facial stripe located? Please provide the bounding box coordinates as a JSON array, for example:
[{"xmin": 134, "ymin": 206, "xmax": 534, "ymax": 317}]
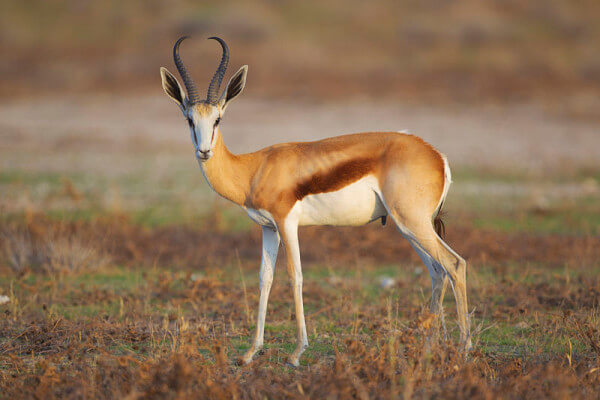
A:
[
  {"xmin": 187, "ymin": 118, "xmax": 198, "ymax": 146},
  {"xmin": 211, "ymin": 117, "xmax": 219, "ymax": 144},
  {"xmin": 293, "ymin": 157, "xmax": 377, "ymax": 201}
]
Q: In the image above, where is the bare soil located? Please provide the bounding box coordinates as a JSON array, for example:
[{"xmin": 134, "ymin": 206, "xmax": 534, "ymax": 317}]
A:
[{"xmin": 1, "ymin": 95, "xmax": 599, "ymax": 176}]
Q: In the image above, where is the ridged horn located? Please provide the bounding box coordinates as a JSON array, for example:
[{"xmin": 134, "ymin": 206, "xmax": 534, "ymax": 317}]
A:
[
  {"xmin": 206, "ymin": 36, "xmax": 229, "ymax": 104},
  {"xmin": 173, "ymin": 36, "xmax": 201, "ymax": 104}
]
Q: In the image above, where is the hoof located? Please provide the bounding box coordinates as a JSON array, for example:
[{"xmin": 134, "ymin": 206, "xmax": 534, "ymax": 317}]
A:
[
  {"xmin": 236, "ymin": 356, "xmax": 250, "ymax": 366},
  {"xmin": 239, "ymin": 346, "xmax": 266, "ymax": 366},
  {"xmin": 238, "ymin": 352, "xmax": 254, "ymax": 366},
  {"xmin": 461, "ymin": 335, "xmax": 472, "ymax": 350}
]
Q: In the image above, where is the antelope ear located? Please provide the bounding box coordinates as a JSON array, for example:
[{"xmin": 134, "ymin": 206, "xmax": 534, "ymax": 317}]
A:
[
  {"xmin": 220, "ymin": 65, "xmax": 247, "ymax": 111},
  {"xmin": 160, "ymin": 67, "xmax": 186, "ymax": 107}
]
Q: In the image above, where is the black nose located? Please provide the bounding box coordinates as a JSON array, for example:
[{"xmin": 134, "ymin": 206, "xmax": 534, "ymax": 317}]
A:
[{"xmin": 197, "ymin": 150, "xmax": 210, "ymax": 159}]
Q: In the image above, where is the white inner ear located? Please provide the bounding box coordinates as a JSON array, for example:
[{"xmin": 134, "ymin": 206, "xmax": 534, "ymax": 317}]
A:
[
  {"xmin": 221, "ymin": 65, "xmax": 247, "ymax": 112},
  {"xmin": 160, "ymin": 67, "xmax": 186, "ymax": 107}
]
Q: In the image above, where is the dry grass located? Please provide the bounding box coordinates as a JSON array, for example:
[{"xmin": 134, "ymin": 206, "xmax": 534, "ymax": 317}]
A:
[
  {"xmin": 1, "ymin": 224, "xmax": 110, "ymax": 276},
  {"xmin": 1, "ymin": 216, "xmax": 599, "ymax": 399}
]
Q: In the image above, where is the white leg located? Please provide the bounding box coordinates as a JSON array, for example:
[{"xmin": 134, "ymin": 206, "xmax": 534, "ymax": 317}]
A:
[
  {"xmin": 409, "ymin": 242, "xmax": 449, "ymax": 338},
  {"xmin": 279, "ymin": 218, "xmax": 308, "ymax": 367},
  {"xmin": 241, "ymin": 226, "xmax": 280, "ymax": 364}
]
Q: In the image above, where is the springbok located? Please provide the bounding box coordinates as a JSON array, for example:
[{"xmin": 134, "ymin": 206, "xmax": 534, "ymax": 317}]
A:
[{"xmin": 160, "ymin": 36, "xmax": 470, "ymax": 366}]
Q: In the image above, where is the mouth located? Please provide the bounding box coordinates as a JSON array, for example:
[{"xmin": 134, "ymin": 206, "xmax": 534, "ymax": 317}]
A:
[{"xmin": 196, "ymin": 151, "xmax": 211, "ymax": 161}]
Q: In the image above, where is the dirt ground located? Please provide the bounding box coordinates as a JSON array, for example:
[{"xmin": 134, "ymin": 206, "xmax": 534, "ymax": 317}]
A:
[{"xmin": 1, "ymin": 94, "xmax": 599, "ymax": 175}]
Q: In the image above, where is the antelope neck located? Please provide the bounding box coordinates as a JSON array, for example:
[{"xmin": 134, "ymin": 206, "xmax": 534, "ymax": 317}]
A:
[{"xmin": 199, "ymin": 131, "xmax": 256, "ymax": 206}]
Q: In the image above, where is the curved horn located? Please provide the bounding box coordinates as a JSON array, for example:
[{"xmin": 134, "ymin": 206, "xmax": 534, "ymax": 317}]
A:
[
  {"xmin": 206, "ymin": 36, "xmax": 229, "ymax": 104},
  {"xmin": 173, "ymin": 36, "xmax": 201, "ymax": 104}
]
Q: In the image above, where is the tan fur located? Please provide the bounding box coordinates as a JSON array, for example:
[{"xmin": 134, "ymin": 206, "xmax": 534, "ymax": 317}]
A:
[
  {"xmin": 192, "ymin": 102, "xmax": 215, "ymax": 115},
  {"xmin": 202, "ymin": 131, "xmax": 445, "ymax": 221}
]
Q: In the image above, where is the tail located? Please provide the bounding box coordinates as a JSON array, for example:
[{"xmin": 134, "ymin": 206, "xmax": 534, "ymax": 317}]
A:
[{"xmin": 433, "ymin": 154, "xmax": 452, "ymax": 240}]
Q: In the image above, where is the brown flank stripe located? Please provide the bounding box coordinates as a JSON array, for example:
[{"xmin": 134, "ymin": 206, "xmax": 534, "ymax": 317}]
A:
[{"xmin": 293, "ymin": 157, "xmax": 376, "ymax": 201}]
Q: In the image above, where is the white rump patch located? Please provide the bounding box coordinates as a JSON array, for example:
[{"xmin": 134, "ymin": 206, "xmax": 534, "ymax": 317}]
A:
[{"xmin": 435, "ymin": 153, "xmax": 452, "ymax": 214}]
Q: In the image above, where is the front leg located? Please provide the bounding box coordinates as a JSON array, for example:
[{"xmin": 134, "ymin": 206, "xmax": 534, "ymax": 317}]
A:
[
  {"xmin": 279, "ymin": 217, "xmax": 308, "ymax": 367},
  {"xmin": 241, "ymin": 226, "xmax": 280, "ymax": 364}
]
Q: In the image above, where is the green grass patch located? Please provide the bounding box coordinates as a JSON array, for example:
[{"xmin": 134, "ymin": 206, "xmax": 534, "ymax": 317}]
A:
[{"xmin": 472, "ymin": 209, "xmax": 600, "ymax": 235}]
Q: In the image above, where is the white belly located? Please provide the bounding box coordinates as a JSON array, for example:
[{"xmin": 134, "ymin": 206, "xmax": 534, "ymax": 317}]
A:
[{"xmin": 296, "ymin": 175, "xmax": 387, "ymax": 226}]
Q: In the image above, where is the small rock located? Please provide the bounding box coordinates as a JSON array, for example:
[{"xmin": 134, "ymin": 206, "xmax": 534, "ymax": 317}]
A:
[{"xmin": 379, "ymin": 277, "xmax": 396, "ymax": 289}]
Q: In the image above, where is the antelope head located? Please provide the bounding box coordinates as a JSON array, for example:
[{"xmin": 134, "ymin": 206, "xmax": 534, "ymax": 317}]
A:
[{"xmin": 160, "ymin": 36, "xmax": 247, "ymax": 161}]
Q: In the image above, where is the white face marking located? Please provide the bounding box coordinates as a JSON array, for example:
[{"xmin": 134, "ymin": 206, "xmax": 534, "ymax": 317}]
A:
[
  {"xmin": 293, "ymin": 175, "xmax": 387, "ymax": 227},
  {"xmin": 185, "ymin": 105, "xmax": 221, "ymax": 161}
]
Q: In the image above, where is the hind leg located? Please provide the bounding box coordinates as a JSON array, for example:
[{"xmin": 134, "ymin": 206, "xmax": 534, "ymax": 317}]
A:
[
  {"xmin": 428, "ymin": 260, "xmax": 450, "ymax": 340},
  {"xmin": 431, "ymin": 266, "xmax": 450, "ymax": 339},
  {"xmin": 409, "ymin": 242, "xmax": 449, "ymax": 338},
  {"xmin": 422, "ymin": 238, "xmax": 451, "ymax": 339},
  {"xmin": 386, "ymin": 207, "xmax": 470, "ymax": 350}
]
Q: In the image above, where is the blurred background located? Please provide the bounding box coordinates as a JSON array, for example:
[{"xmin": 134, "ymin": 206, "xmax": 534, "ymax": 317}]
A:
[
  {"xmin": 1, "ymin": 3, "xmax": 600, "ymax": 396},
  {"xmin": 1, "ymin": 0, "xmax": 599, "ymax": 230},
  {"xmin": 3, "ymin": 0, "xmax": 600, "ymax": 107}
]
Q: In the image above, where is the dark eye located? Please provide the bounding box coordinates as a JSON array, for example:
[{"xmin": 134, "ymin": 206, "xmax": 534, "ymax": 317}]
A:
[{"xmin": 214, "ymin": 117, "xmax": 221, "ymax": 127}]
